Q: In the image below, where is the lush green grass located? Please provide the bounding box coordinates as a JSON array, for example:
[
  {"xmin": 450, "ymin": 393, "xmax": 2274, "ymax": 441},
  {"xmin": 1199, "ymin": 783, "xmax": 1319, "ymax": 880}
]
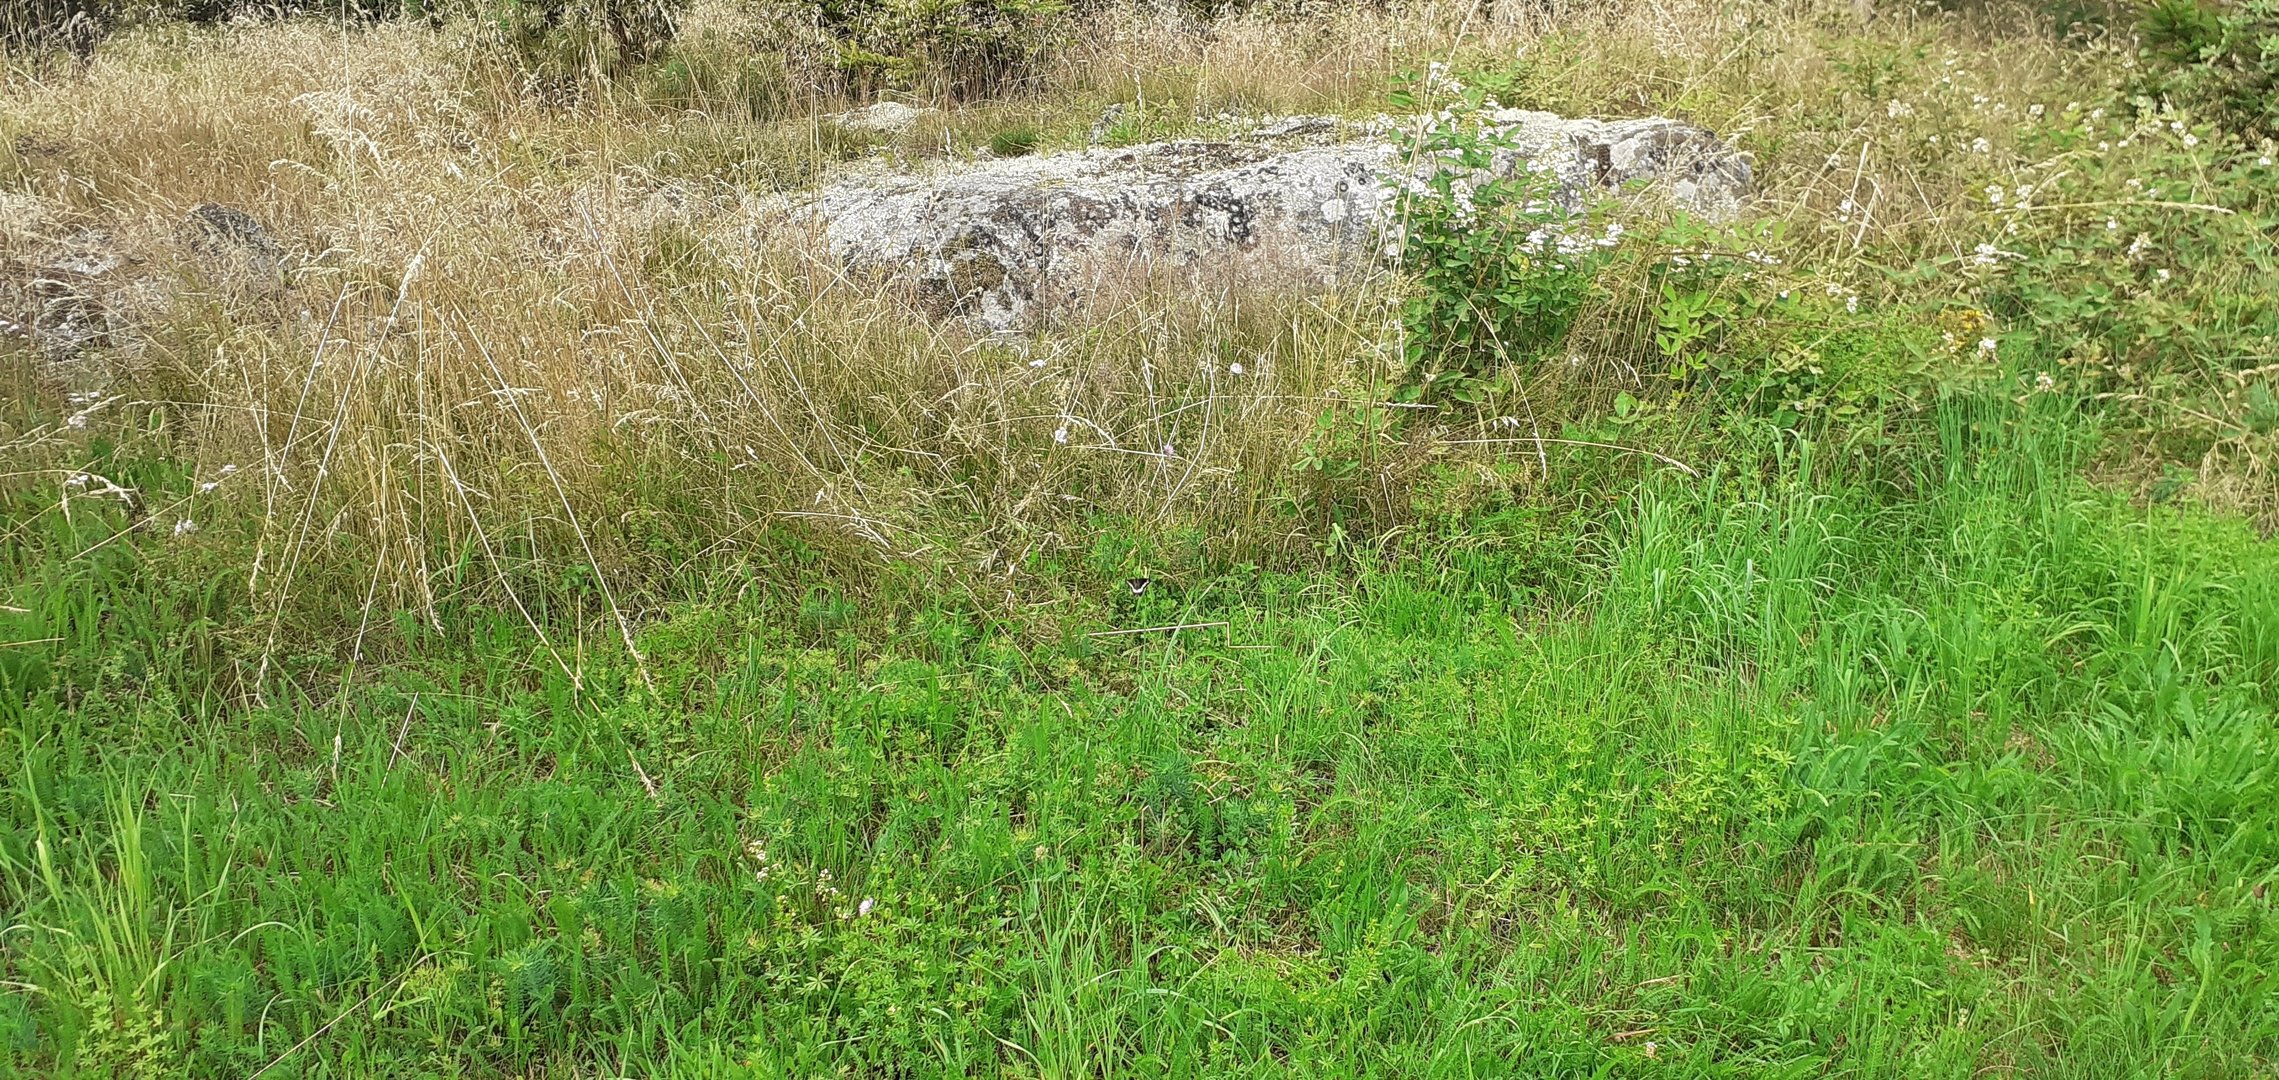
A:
[
  {"xmin": 6, "ymin": 3, "xmax": 2279, "ymax": 1074},
  {"xmin": 6, "ymin": 388, "xmax": 2277, "ymax": 1078}
]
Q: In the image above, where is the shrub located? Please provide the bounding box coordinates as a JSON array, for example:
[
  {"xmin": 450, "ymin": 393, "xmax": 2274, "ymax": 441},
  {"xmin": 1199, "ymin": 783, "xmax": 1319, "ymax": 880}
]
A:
[
  {"xmin": 448, "ymin": 0, "xmax": 686, "ymax": 75},
  {"xmin": 1388, "ymin": 65, "xmax": 1615, "ymax": 406},
  {"xmin": 2135, "ymin": 0, "xmax": 2279, "ymax": 138},
  {"xmin": 1974, "ymin": 93, "xmax": 2279, "ymax": 521},
  {"xmin": 3, "ymin": 1, "xmax": 684, "ymax": 74},
  {"xmin": 805, "ymin": 0, "xmax": 1067, "ymax": 101},
  {"xmin": 1, "ymin": 0, "xmax": 106, "ymax": 58}
]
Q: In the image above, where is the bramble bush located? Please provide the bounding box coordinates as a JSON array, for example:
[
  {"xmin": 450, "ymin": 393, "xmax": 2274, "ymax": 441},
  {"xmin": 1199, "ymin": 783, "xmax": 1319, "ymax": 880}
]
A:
[
  {"xmin": 3, "ymin": 0, "xmax": 685, "ymax": 75},
  {"xmin": 806, "ymin": 0, "xmax": 1067, "ymax": 101},
  {"xmin": 1387, "ymin": 65, "xmax": 1616, "ymax": 407},
  {"xmin": 2, "ymin": 0, "xmax": 108, "ymax": 57},
  {"xmin": 459, "ymin": 0, "xmax": 685, "ymax": 75},
  {"xmin": 1979, "ymin": 93, "xmax": 2279, "ymax": 503},
  {"xmin": 2135, "ymin": 0, "xmax": 2279, "ymax": 139}
]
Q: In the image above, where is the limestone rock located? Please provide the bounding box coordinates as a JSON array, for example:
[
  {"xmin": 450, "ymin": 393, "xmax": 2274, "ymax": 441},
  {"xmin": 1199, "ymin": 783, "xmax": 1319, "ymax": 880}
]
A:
[
  {"xmin": 789, "ymin": 110, "xmax": 1751, "ymax": 331},
  {"xmin": 1, "ymin": 198, "xmax": 287, "ymax": 364},
  {"xmin": 1087, "ymin": 103, "xmax": 1126, "ymax": 146},
  {"xmin": 186, "ymin": 202, "xmax": 285, "ymax": 296},
  {"xmin": 830, "ymin": 101, "xmax": 938, "ymax": 135},
  {"xmin": 0, "ymin": 192, "xmax": 154, "ymax": 364}
]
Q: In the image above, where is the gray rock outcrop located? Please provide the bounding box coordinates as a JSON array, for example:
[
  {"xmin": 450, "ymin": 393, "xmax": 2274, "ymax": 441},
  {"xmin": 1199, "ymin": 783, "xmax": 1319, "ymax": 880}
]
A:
[
  {"xmin": 186, "ymin": 202, "xmax": 285, "ymax": 296},
  {"xmin": 791, "ymin": 110, "xmax": 1751, "ymax": 331},
  {"xmin": 0, "ymin": 194, "xmax": 156, "ymax": 364},
  {"xmin": 2, "ymin": 198, "xmax": 285, "ymax": 363},
  {"xmin": 829, "ymin": 100, "xmax": 938, "ymax": 135}
]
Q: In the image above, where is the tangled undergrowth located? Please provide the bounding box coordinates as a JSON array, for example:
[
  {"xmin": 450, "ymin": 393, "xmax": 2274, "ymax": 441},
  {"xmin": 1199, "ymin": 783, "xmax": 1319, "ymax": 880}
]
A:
[
  {"xmin": 3, "ymin": 0, "xmax": 2270, "ymax": 651},
  {"xmin": 4, "ymin": 0, "xmax": 2279, "ymax": 1075}
]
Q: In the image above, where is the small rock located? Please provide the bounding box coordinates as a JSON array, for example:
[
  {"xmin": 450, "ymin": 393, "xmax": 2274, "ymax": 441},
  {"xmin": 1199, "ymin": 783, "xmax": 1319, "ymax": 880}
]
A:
[
  {"xmin": 830, "ymin": 101, "xmax": 937, "ymax": 135},
  {"xmin": 1088, "ymin": 102, "xmax": 1127, "ymax": 146},
  {"xmin": 1252, "ymin": 115, "xmax": 1339, "ymax": 140},
  {"xmin": 186, "ymin": 202, "xmax": 284, "ymax": 296},
  {"xmin": 1, "ymin": 219, "xmax": 148, "ymax": 363}
]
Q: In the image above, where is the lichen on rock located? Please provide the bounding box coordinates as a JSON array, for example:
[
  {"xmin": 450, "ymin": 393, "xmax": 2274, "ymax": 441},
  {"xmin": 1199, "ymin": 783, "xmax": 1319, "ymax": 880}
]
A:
[{"xmin": 783, "ymin": 110, "xmax": 1752, "ymax": 331}]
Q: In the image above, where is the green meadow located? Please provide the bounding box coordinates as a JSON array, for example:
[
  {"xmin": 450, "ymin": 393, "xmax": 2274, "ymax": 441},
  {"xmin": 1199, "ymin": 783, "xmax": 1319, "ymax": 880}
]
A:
[{"xmin": 7, "ymin": 0, "xmax": 2279, "ymax": 1075}]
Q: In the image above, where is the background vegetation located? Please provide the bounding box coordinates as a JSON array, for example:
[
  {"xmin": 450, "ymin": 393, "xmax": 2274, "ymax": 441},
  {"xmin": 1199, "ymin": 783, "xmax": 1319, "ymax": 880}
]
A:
[{"xmin": 4, "ymin": 0, "xmax": 2277, "ymax": 1075}]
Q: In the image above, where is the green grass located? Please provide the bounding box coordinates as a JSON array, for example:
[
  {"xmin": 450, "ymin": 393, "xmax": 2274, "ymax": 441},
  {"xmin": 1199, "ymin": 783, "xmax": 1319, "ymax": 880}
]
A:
[
  {"xmin": 7, "ymin": 388, "xmax": 2278, "ymax": 1077},
  {"xmin": 7, "ymin": 6, "xmax": 2279, "ymax": 1075}
]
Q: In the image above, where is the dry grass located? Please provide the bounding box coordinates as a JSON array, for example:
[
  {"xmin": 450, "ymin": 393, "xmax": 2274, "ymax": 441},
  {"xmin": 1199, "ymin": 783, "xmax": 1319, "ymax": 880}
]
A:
[{"xmin": 0, "ymin": 0, "xmax": 2174, "ymax": 645}]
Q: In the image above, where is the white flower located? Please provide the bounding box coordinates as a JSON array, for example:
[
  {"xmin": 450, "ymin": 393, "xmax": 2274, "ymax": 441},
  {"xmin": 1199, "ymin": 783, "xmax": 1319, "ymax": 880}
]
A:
[
  {"xmin": 2261, "ymin": 156, "xmax": 2274, "ymax": 167},
  {"xmin": 1228, "ymin": 361, "xmax": 1245, "ymax": 375},
  {"xmin": 1846, "ymin": 295, "xmax": 1860, "ymax": 314},
  {"xmin": 2029, "ymin": 103, "xmax": 2045, "ymax": 120},
  {"xmin": 1887, "ymin": 99, "xmax": 1914, "ymax": 118},
  {"xmin": 2182, "ymin": 133, "xmax": 2199, "ymax": 148},
  {"xmin": 1978, "ymin": 337, "xmax": 1998, "ymax": 356},
  {"xmin": 173, "ymin": 519, "xmax": 200, "ymax": 537},
  {"xmin": 1053, "ymin": 426, "xmax": 1068, "ymax": 444},
  {"xmin": 858, "ymin": 897, "xmax": 875, "ymax": 917},
  {"xmin": 1985, "ymin": 185, "xmax": 2005, "ymax": 205},
  {"xmin": 2156, "ymin": 267, "xmax": 2171, "ymax": 281},
  {"xmin": 2091, "ymin": 107, "xmax": 2106, "ymax": 121},
  {"xmin": 66, "ymin": 413, "xmax": 88, "ymax": 429},
  {"xmin": 2106, "ymin": 218, "xmax": 2119, "ymax": 230},
  {"xmin": 2036, "ymin": 372, "xmax": 2056, "ymax": 391},
  {"xmin": 1970, "ymin": 137, "xmax": 1992, "ymax": 154},
  {"xmin": 1028, "ymin": 358, "xmax": 1045, "ymax": 370}
]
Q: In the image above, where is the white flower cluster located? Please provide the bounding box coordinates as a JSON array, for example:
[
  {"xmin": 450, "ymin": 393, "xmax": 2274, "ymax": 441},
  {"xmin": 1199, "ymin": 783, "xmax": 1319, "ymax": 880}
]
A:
[
  {"xmin": 1825, "ymin": 283, "xmax": 1861, "ymax": 315},
  {"xmin": 1969, "ymin": 243, "xmax": 2023, "ymax": 268},
  {"xmin": 198, "ymin": 462, "xmax": 241, "ymax": 493},
  {"xmin": 1424, "ymin": 61, "xmax": 1465, "ymax": 96},
  {"xmin": 1521, "ymin": 220, "xmax": 1623, "ymax": 261},
  {"xmin": 744, "ymin": 838, "xmax": 878, "ymax": 921}
]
